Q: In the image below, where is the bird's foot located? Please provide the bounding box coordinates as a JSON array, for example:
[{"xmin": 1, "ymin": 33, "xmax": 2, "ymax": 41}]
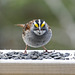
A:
[
  {"xmin": 24, "ymin": 50, "xmax": 27, "ymax": 54},
  {"xmin": 24, "ymin": 45, "xmax": 28, "ymax": 54},
  {"xmin": 44, "ymin": 50, "xmax": 52, "ymax": 53},
  {"xmin": 45, "ymin": 50, "xmax": 48, "ymax": 52}
]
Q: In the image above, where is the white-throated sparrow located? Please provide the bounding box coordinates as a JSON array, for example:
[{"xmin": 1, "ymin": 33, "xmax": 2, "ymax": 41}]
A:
[{"xmin": 17, "ymin": 19, "xmax": 52, "ymax": 53}]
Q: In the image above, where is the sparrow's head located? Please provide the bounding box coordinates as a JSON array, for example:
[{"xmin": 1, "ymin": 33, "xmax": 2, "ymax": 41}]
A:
[{"xmin": 31, "ymin": 19, "xmax": 49, "ymax": 36}]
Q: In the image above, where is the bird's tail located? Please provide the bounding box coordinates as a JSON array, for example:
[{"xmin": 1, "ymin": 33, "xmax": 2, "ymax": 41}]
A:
[{"xmin": 16, "ymin": 24, "xmax": 25, "ymax": 27}]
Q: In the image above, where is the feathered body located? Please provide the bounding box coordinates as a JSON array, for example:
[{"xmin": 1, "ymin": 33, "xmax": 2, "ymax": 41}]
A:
[{"xmin": 17, "ymin": 19, "xmax": 52, "ymax": 53}]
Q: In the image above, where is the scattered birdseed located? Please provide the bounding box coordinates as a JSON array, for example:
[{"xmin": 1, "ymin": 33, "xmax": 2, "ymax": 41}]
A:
[{"xmin": 0, "ymin": 51, "xmax": 72, "ymax": 60}]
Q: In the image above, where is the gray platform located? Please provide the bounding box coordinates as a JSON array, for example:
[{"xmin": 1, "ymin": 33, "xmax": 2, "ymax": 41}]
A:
[{"xmin": 0, "ymin": 50, "xmax": 75, "ymax": 75}]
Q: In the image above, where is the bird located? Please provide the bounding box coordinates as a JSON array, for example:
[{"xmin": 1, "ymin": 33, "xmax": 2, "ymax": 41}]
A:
[{"xmin": 17, "ymin": 19, "xmax": 52, "ymax": 53}]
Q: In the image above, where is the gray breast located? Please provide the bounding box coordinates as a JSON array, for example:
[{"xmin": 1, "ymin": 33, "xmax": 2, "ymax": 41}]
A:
[{"xmin": 23, "ymin": 29, "xmax": 52, "ymax": 48}]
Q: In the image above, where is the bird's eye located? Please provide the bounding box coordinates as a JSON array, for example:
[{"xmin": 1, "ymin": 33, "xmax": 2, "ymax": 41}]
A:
[{"xmin": 41, "ymin": 29, "xmax": 46, "ymax": 30}]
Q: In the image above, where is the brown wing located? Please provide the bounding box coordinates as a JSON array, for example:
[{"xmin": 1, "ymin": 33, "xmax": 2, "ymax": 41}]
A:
[
  {"xmin": 24, "ymin": 19, "xmax": 35, "ymax": 30},
  {"xmin": 17, "ymin": 19, "xmax": 36, "ymax": 35},
  {"xmin": 23, "ymin": 19, "xmax": 36, "ymax": 35}
]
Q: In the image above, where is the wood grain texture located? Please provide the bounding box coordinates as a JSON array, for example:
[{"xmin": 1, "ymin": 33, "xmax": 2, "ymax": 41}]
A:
[{"xmin": 0, "ymin": 63, "xmax": 75, "ymax": 75}]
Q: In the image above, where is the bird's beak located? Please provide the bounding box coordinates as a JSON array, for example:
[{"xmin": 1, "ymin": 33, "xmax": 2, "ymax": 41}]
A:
[{"xmin": 16, "ymin": 24, "xmax": 25, "ymax": 27}]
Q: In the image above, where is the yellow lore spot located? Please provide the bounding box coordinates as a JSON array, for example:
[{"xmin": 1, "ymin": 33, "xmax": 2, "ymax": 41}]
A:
[
  {"xmin": 41, "ymin": 23, "xmax": 45, "ymax": 28},
  {"xmin": 35, "ymin": 24, "xmax": 39, "ymax": 28}
]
